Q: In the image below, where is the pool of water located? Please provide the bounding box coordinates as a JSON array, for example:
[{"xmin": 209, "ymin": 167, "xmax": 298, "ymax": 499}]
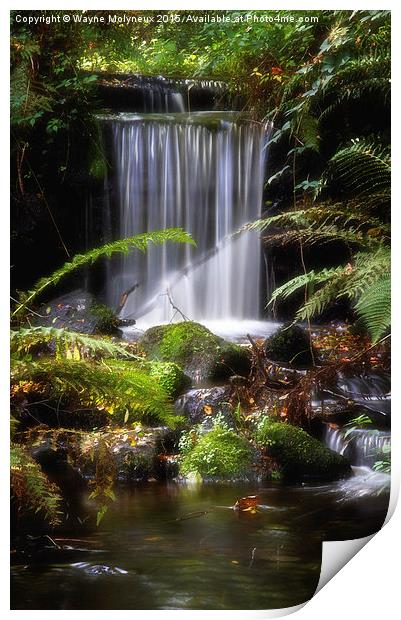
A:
[{"xmin": 11, "ymin": 469, "xmax": 389, "ymax": 610}]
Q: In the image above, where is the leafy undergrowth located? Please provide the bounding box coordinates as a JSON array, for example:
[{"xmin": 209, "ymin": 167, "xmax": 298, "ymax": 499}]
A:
[
  {"xmin": 11, "ymin": 443, "xmax": 62, "ymax": 526},
  {"xmin": 179, "ymin": 419, "xmax": 253, "ymax": 479},
  {"xmin": 11, "ymin": 356, "xmax": 183, "ymax": 429}
]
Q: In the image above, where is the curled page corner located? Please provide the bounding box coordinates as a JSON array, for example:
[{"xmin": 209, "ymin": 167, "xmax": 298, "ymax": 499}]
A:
[
  {"xmin": 315, "ymin": 476, "xmax": 398, "ymax": 596},
  {"xmin": 315, "ymin": 534, "xmax": 375, "ymax": 595}
]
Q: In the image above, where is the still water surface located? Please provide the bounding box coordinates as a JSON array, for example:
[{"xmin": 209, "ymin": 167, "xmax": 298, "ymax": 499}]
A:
[{"xmin": 11, "ymin": 471, "xmax": 389, "ymax": 610}]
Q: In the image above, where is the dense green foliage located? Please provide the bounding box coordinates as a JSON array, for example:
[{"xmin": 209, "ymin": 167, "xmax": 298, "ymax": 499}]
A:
[
  {"xmin": 246, "ymin": 11, "xmax": 390, "ymax": 340},
  {"xmin": 11, "ymin": 444, "xmax": 62, "ymax": 526},
  {"xmin": 255, "ymin": 418, "xmax": 351, "ymax": 480},
  {"xmin": 10, "ymin": 10, "xmax": 390, "ymax": 531},
  {"xmin": 12, "ymin": 356, "xmax": 180, "ymax": 428},
  {"xmin": 180, "ymin": 420, "xmax": 253, "ymax": 478}
]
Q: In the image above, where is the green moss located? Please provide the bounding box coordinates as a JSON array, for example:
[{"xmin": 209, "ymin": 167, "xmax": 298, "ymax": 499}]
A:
[
  {"xmin": 139, "ymin": 321, "xmax": 250, "ymax": 381},
  {"xmin": 180, "ymin": 424, "xmax": 252, "ymax": 478},
  {"xmin": 264, "ymin": 324, "xmax": 318, "ymax": 368},
  {"xmin": 148, "ymin": 361, "xmax": 191, "ymax": 398},
  {"xmin": 141, "ymin": 322, "xmax": 215, "ymax": 361},
  {"xmin": 255, "ymin": 419, "xmax": 351, "ymax": 481},
  {"xmin": 90, "ymin": 302, "xmax": 119, "ymax": 335}
]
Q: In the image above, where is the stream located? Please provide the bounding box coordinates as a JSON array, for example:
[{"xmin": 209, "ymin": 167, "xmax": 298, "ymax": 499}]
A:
[{"xmin": 11, "ymin": 468, "xmax": 389, "ymax": 610}]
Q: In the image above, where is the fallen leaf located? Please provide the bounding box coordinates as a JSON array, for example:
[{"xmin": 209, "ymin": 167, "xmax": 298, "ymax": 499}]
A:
[{"xmin": 234, "ymin": 495, "xmax": 260, "ymax": 513}]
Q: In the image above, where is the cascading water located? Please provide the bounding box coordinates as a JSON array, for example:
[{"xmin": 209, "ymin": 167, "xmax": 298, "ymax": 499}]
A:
[
  {"xmin": 324, "ymin": 425, "xmax": 391, "ymax": 468},
  {"xmin": 99, "ymin": 111, "xmax": 269, "ymax": 330},
  {"xmin": 96, "ymin": 74, "xmax": 236, "ymax": 113}
]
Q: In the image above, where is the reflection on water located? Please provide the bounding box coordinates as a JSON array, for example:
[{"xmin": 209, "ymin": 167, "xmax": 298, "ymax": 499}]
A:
[{"xmin": 11, "ymin": 471, "xmax": 389, "ymax": 610}]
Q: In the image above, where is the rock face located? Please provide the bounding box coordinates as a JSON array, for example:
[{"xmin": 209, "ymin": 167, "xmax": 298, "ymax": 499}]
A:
[
  {"xmin": 256, "ymin": 419, "xmax": 351, "ymax": 481},
  {"xmin": 139, "ymin": 321, "xmax": 251, "ymax": 382},
  {"xmin": 264, "ymin": 324, "xmax": 318, "ymax": 369},
  {"xmin": 28, "ymin": 426, "xmax": 176, "ymax": 484},
  {"xmin": 174, "ymin": 386, "xmax": 232, "ymax": 426},
  {"xmin": 34, "ymin": 290, "xmax": 119, "ymax": 336}
]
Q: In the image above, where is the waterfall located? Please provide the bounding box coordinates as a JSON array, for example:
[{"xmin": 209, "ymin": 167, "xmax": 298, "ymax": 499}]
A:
[
  {"xmin": 99, "ymin": 111, "xmax": 269, "ymax": 327},
  {"xmin": 324, "ymin": 425, "xmax": 391, "ymax": 468},
  {"xmin": 96, "ymin": 74, "xmax": 235, "ymax": 113}
]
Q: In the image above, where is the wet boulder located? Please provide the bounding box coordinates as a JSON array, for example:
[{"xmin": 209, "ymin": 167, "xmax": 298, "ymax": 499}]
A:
[
  {"xmin": 256, "ymin": 419, "xmax": 351, "ymax": 481},
  {"xmin": 174, "ymin": 386, "xmax": 232, "ymax": 427},
  {"xmin": 139, "ymin": 321, "xmax": 251, "ymax": 382},
  {"xmin": 264, "ymin": 324, "xmax": 318, "ymax": 369},
  {"xmin": 27, "ymin": 426, "xmax": 176, "ymax": 484},
  {"xmin": 33, "ymin": 289, "xmax": 119, "ymax": 336}
]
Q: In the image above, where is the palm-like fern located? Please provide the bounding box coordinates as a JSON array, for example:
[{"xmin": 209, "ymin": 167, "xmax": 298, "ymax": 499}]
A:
[
  {"xmin": 250, "ymin": 131, "xmax": 390, "ymax": 341},
  {"xmin": 10, "ymin": 326, "xmax": 136, "ymax": 360},
  {"xmin": 11, "ymin": 356, "xmax": 182, "ymax": 428},
  {"xmin": 11, "ymin": 443, "xmax": 62, "ymax": 526},
  {"xmin": 247, "ymin": 197, "xmax": 390, "ymax": 250},
  {"xmin": 12, "ymin": 228, "xmax": 195, "ymax": 319},
  {"xmin": 324, "ymin": 139, "xmax": 391, "ymax": 198},
  {"xmin": 355, "ymin": 272, "xmax": 391, "ymax": 343},
  {"xmin": 268, "ymin": 247, "xmax": 390, "ymax": 342}
]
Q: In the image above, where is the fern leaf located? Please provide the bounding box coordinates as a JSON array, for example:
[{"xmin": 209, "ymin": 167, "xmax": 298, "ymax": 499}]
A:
[
  {"xmin": 11, "ymin": 443, "xmax": 62, "ymax": 525},
  {"xmin": 355, "ymin": 272, "xmax": 391, "ymax": 342},
  {"xmin": 12, "ymin": 228, "xmax": 195, "ymax": 319},
  {"xmin": 10, "ymin": 326, "xmax": 136, "ymax": 360},
  {"xmin": 326, "ymin": 139, "xmax": 390, "ymax": 197},
  {"xmin": 11, "ymin": 357, "xmax": 182, "ymax": 429},
  {"xmin": 269, "ymin": 267, "xmax": 343, "ymax": 306}
]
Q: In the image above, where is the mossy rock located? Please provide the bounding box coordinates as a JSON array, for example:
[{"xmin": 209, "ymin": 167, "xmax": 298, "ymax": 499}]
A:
[
  {"xmin": 264, "ymin": 324, "xmax": 318, "ymax": 368},
  {"xmin": 256, "ymin": 419, "xmax": 351, "ymax": 481},
  {"xmin": 180, "ymin": 424, "xmax": 253, "ymax": 479},
  {"xmin": 148, "ymin": 361, "xmax": 191, "ymax": 398},
  {"xmin": 89, "ymin": 302, "xmax": 119, "ymax": 335},
  {"xmin": 139, "ymin": 321, "xmax": 251, "ymax": 382},
  {"xmin": 34, "ymin": 290, "xmax": 119, "ymax": 336}
]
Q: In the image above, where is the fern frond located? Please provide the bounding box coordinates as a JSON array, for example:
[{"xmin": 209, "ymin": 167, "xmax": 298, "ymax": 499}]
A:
[
  {"xmin": 294, "ymin": 269, "xmax": 350, "ymax": 321},
  {"xmin": 12, "ymin": 228, "xmax": 195, "ymax": 319},
  {"xmin": 355, "ymin": 272, "xmax": 391, "ymax": 342},
  {"xmin": 10, "ymin": 326, "xmax": 136, "ymax": 360},
  {"xmin": 247, "ymin": 203, "xmax": 389, "ymax": 238},
  {"xmin": 11, "ymin": 357, "xmax": 182, "ymax": 428},
  {"xmin": 269, "ymin": 267, "xmax": 343, "ymax": 306},
  {"xmin": 325, "ymin": 139, "xmax": 390, "ymax": 197},
  {"xmin": 343, "ymin": 247, "xmax": 390, "ymax": 300},
  {"xmin": 319, "ymin": 55, "xmax": 390, "ymax": 121},
  {"xmin": 269, "ymin": 247, "xmax": 390, "ymax": 329},
  {"xmin": 11, "ymin": 443, "xmax": 62, "ymax": 526},
  {"xmin": 263, "ymin": 225, "xmax": 383, "ymax": 248}
]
